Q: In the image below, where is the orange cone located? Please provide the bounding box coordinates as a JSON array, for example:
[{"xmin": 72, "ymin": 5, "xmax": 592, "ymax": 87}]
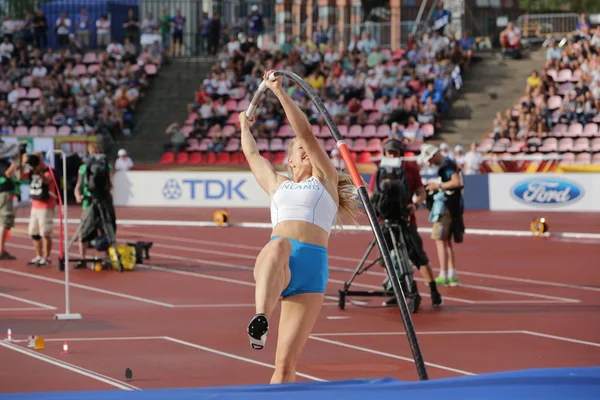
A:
[{"xmin": 62, "ymin": 341, "xmax": 68, "ymax": 354}]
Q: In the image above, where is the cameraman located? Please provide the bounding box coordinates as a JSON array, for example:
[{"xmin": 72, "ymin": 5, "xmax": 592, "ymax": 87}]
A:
[
  {"xmin": 421, "ymin": 144, "xmax": 465, "ymax": 287},
  {"xmin": 73, "ymin": 143, "xmax": 115, "ymax": 269},
  {"xmin": 24, "ymin": 152, "xmax": 57, "ymax": 267},
  {"xmin": 0, "ymin": 144, "xmax": 25, "ymax": 260},
  {"xmin": 370, "ymin": 139, "xmax": 442, "ymax": 308}
]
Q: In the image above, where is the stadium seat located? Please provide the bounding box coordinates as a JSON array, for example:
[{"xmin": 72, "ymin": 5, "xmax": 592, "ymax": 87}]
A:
[
  {"xmin": 271, "ymin": 152, "xmax": 286, "ymax": 164},
  {"xmin": 14, "ymin": 126, "xmax": 28, "ymax": 136},
  {"xmin": 376, "ymin": 125, "xmax": 390, "ymax": 138},
  {"xmin": 572, "ymin": 138, "xmax": 590, "ymax": 152},
  {"xmin": 348, "ymin": 125, "xmax": 362, "ymax": 138},
  {"xmin": 199, "ymin": 139, "xmax": 211, "ymax": 151},
  {"xmin": 189, "ymin": 152, "xmax": 203, "ymax": 164},
  {"xmin": 82, "ymin": 52, "xmax": 97, "ymax": 64},
  {"xmin": 57, "ymin": 125, "xmax": 71, "ymax": 136},
  {"xmin": 159, "ymin": 152, "xmax": 175, "ymax": 164},
  {"xmin": 270, "ymin": 138, "xmax": 284, "ymax": 152},
  {"xmin": 206, "ymin": 152, "xmax": 217, "ymax": 164},
  {"xmin": 352, "ymin": 138, "xmax": 367, "ymax": 152},
  {"xmin": 555, "ymin": 69, "xmax": 572, "ymax": 83},
  {"xmin": 43, "ymin": 126, "xmax": 57, "ymax": 136},
  {"xmin": 74, "ymin": 64, "xmax": 87, "ymax": 75},
  {"xmin": 216, "ymin": 152, "xmax": 231, "ymax": 164},
  {"xmin": 357, "ymin": 152, "xmax": 372, "ymax": 163},
  {"xmin": 256, "ymin": 138, "xmax": 269, "ymax": 151},
  {"xmin": 225, "ymin": 138, "xmax": 240, "ymax": 152},
  {"xmin": 366, "ymin": 138, "xmax": 382, "ymax": 152},
  {"xmin": 176, "ymin": 152, "xmax": 189, "ymax": 164},
  {"xmin": 144, "ymin": 64, "xmax": 158, "ymax": 75},
  {"xmin": 582, "ymin": 123, "xmax": 599, "ymax": 137},
  {"xmin": 230, "ymin": 152, "xmax": 241, "ymax": 163},
  {"xmin": 547, "ymin": 95, "xmax": 562, "ymax": 110},
  {"xmin": 225, "ymin": 99, "xmax": 237, "ymax": 112},
  {"xmin": 591, "ymin": 138, "xmax": 600, "ymax": 152},
  {"xmin": 592, "ymin": 153, "xmax": 600, "ymax": 164},
  {"xmin": 26, "ymin": 88, "xmax": 41, "ymax": 100},
  {"xmin": 421, "ymin": 124, "xmax": 435, "ymax": 139},
  {"xmin": 558, "ymin": 138, "xmax": 574, "ymax": 152},
  {"xmin": 363, "ymin": 124, "xmax": 376, "ymax": 137},
  {"xmin": 567, "ymin": 123, "xmax": 583, "ymax": 137}
]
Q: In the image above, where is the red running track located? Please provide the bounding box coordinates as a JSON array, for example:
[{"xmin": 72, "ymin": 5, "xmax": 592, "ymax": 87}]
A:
[{"xmin": 0, "ymin": 207, "xmax": 599, "ymax": 393}]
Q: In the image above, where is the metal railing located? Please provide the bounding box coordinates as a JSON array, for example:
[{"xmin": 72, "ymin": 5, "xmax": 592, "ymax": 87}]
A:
[{"xmin": 515, "ymin": 13, "xmax": 580, "ymax": 43}]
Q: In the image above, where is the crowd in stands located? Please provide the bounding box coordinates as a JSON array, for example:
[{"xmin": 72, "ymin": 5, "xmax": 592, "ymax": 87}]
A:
[
  {"xmin": 0, "ymin": 8, "xmax": 162, "ymax": 147},
  {"xmin": 485, "ymin": 19, "xmax": 600, "ymax": 165},
  {"xmin": 162, "ymin": 17, "xmax": 473, "ymax": 166}
]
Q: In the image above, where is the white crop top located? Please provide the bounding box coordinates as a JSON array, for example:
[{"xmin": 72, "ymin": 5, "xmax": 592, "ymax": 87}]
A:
[{"xmin": 271, "ymin": 176, "xmax": 338, "ymax": 235}]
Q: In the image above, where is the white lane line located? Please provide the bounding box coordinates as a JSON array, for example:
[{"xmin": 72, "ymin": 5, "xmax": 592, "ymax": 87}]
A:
[
  {"xmin": 0, "ymin": 292, "xmax": 56, "ymax": 310},
  {"xmin": 522, "ymin": 331, "xmax": 600, "ymax": 348},
  {"xmin": 309, "ymin": 335, "xmax": 475, "ymax": 376},
  {"xmin": 0, "ymin": 341, "xmax": 140, "ymax": 390},
  {"xmin": 163, "ymin": 336, "xmax": 326, "ymax": 382},
  {"xmin": 310, "ymin": 330, "xmax": 524, "ymax": 337}
]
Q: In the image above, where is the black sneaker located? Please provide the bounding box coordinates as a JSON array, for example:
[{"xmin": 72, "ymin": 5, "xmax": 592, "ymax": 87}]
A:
[
  {"xmin": 431, "ymin": 290, "xmax": 443, "ymax": 307},
  {"xmin": 0, "ymin": 251, "xmax": 16, "ymax": 260},
  {"xmin": 247, "ymin": 313, "xmax": 269, "ymax": 350}
]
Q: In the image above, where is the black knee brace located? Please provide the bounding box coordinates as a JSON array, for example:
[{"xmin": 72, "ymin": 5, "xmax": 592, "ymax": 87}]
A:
[{"xmin": 32, "ymin": 235, "xmax": 42, "ymax": 241}]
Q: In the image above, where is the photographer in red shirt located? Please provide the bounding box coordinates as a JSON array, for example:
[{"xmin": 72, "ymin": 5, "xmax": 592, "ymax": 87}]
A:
[
  {"xmin": 24, "ymin": 152, "xmax": 57, "ymax": 267},
  {"xmin": 369, "ymin": 139, "xmax": 442, "ymax": 308}
]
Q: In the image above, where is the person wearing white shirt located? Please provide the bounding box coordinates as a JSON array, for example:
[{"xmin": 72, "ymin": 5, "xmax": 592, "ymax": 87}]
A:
[
  {"xmin": 453, "ymin": 145, "xmax": 465, "ymax": 170},
  {"xmin": 330, "ymin": 149, "xmax": 345, "ymax": 172},
  {"xmin": 55, "ymin": 13, "xmax": 71, "ymax": 47},
  {"xmin": 106, "ymin": 40, "xmax": 124, "ymax": 60},
  {"xmin": 96, "ymin": 15, "xmax": 111, "ymax": 47},
  {"xmin": 226, "ymin": 35, "xmax": 240, "ymax": 56},
  {"xmin": 115, "ymin": 149, "xmax": 134, "ymax": 171},
  {"xmin": 31, "ymin": 60, "xmax": 47, "ymax": 78},
  {"xmin": 0, "ymin": 37, "xmax": 14, "ymax": 62},
  {"xmin": 463, "ymin": 143, "xmax": 482, "ymax": 175}
]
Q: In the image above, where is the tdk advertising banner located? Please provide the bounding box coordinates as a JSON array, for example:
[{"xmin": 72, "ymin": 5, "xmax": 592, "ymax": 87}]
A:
[
  {"xmin": 113, "ymin": 171, "xmax": 270, "ymax": 207},
  {"xmin": 489, "ymin": 174, "xmax": 599, "ymax": 212}
]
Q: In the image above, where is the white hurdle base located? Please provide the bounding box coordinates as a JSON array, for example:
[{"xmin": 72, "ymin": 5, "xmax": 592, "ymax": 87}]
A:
[{"xmin": 54, "ymin": 313, "xmax": 83, "ymax": 320}]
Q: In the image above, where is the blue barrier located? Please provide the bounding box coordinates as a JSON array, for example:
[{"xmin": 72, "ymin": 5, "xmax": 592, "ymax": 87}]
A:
[{"xmin": 1, "ymin": 367, "xmax": 598, "ymax": 400}]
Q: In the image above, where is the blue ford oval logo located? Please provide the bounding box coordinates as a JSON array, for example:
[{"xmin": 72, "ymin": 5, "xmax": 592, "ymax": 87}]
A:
[{"xmin": 511, "ymin": 177, "xmax": 584, "ymax": 206}]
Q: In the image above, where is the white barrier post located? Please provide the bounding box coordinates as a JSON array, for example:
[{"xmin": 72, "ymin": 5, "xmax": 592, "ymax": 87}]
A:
[{"xmin": 47, "ymin": 149, "xmax": 82, "ymax": 321}]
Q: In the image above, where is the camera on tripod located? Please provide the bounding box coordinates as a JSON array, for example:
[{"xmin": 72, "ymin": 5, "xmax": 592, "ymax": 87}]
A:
[{"xmin": 338, "ymin": 149, "xmax": 421, "ymax": 313}]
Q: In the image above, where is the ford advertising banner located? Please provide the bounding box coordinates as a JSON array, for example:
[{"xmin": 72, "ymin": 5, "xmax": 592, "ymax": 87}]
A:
[
  {"xmin": 489, "ymin": 174, "xmax": 600, "ymax": 212},
  {"xmin": 113, "ymin": 171, "xmax": 270, "ymax": 207}
]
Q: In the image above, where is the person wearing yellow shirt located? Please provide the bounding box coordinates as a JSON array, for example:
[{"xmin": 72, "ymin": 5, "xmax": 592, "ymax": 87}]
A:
[
  {"xmin": 306, "ymin": 72, "xmax": 324, "ymax": 91},
  {"xmin": 526, "ymin": 70, "xmax": 541, "ymax": 94}
]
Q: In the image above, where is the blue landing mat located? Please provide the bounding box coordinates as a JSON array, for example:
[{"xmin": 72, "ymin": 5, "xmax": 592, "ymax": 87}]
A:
[{"xmin": 2, "ymin": 367, "xmax": 599, "ymax": 400}]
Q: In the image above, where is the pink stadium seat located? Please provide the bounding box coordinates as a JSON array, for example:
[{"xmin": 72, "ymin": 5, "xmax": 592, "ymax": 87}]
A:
[
  {"xmin": 555, "ymin": 69, "xmax": 572, "ymax": 83},
  {"xmin": 558, "ymin": 138, "xmax": 573, "ymax": 152},
  {"xmin": 366, "ymin": 112, "xmax": 381, "ymax": 124},
  {"xmin": 574, "ymin": 152, "xmax": 591, "ymax": 164},
  {"xmin": 256, "ymin": 138, "xmax": 269, "ymax": 151},
  {"xmin": 14, "ymin": 126, "xmax": 28, "ymax": 136},
  {"xmin": 363, "ymin": 124, "xmax": 376, "ymax": 137},
  {"xmin": 43, "ymin": 126, "xmax": 57, "ymax": 136},
  {"xmin": 26, "ymin": 88, "xmax": 41, "ymax": 100},
  {"xmin": 352, "ymin": 139, "xmax": 367, "ymax": 152},
  {"xmin": 592, "ymin": 153, "xmax": 600, "ymax": 164},
  {"xmin": 567, "ymin": 122, "xmax": 583, "ymax": 137},
  {"xmin": 312, "ymin": 125, "xmax": 320, "ymax": 136},
  {"xmin": 366, "ymin": 138, "xmax": 382, "ymax": 152},
  {"xmin": 225, "ymin": 99, "xmax": 237, "ymax": 112},
  {"xmin": 236, "ymin": 99, "xmax": 250, "ymax": 111},
  {"xmin": 582, "ymin": 123, "xmax": 598, "ymax": 137},
  {"xmin": 319, "ymin": 126, "xmax": 331, "ymax": 138},
  {"xmin": 83, "ymin": 52, "xmax": 97, "ymax": 64},
  {"xmin": 222, "ymin": 125, "xmax": 236, "ymax": 137},
  {"xmin": 87, "ymin": 64, "xmax": 99, "ymax": 74},
  {"xmin": 361, "ymin": 99, "xmax": 375, "ymax": 111},
  {"xmin": 539, "ymin": 137, "xmax": 558, "ymax": 152},
  {"xmin": 20, "ymin": 75, "xmax": 33, "ymax": 87},
  {"xmin": 546, "ymin": 69, "xmax": 558, "ymax": 81},
  {"xmin": 421, "ymin": 124, "xmax": 435, "ymax": 138},
  {"xmin": 337, "ymin": 125, "xmax": 348, "ymax": 137},
  {"xmin": 358, "ymin": 152, "xmax": 372, "ymax": 163},
  {"xmin": 348, "ymin": 125, "xmax": 362, "ymax": 138},
  {"xmin": 572, "ymin": 138, "xmax": 590, "ymax": 152},
  {"xmin": 324, "ymin": 138, "xmax": 336, "ymax": 151},
  {"xmin": 74, "ymin": 64, "xmax": 87, "ymax": 75},
  {"xmin": 16, "ymin": 88, "xmax": 27, "ymax": 99},
  {"xmin": 550, "ymin": 124, "xmax": 567, "ymax": 137},
  {"xmin": 270, "ymin": 138, "xmax": 284, "ymax": 151},
  {"xmin": 547, "ymin": 95, "xmax": 562, "ymax": 110},
  {"xmin": 507, "ymin": 141, "xmax": 525, "ymax": 153},
  {"xmin": 144, "ymin": 64, "xmax": 158, "ymax": 75},
  {"xmin": 591, "ymin": 138, "xmax": 600, "ymax": 152},
  {"xmin": 570, "ymin": 69, "xmax": 582, "ymax": 83},
  {"xmin": 199, "ymin": 139, "xmax": 211, "ymax": 151},
  {"xmin": 226, "ymin": 113, "xmax": 238, "ymax": 125},
  {"xmin": 278, "ymin": 125, "xmax": 294, "ymax": 138},
  {"xmin": 225, "ymin": 138, "xmax": 240, "ymax": 152},
  {"xmin": 376, "ymin": 124, "xmax": 390, "ymax": 138},
  {"xmin": 182, "ymin": 125, "xmax": 193, "ymax": 137},
  {"xmin": 57, "ymin": 125, "xmax": 71, "ymax": 136},
  {"xmin": 560, "ymin": 152, "xmax": 575, "ymax": 164}
]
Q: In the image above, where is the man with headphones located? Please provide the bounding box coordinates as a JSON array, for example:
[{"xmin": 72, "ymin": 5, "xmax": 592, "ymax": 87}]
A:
[{"xmin": 369, "ymin": 139, "xmax": 443, "ymax": 308}]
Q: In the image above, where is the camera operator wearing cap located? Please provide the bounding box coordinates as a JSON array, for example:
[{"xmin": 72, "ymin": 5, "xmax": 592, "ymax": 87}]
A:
[
  {"xmin": 24, "ymin": 152, "xmax": 57, "ymax": 267},
  {"xmin": 370, "ymin": 139, "xmax": 443, "ymax": 308},
  {"xmin": 421, "ymin": 143, "xmax": 465, "ymax": 287},
  {"xmin": 0, "ymin": 145, "xmax": 25, "ymax": 260}
]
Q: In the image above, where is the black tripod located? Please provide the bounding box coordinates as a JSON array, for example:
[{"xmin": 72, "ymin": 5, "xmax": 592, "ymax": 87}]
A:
[
  {"xmin": 59, "ymin": 198, "xmax": 123, "ymax": 272},
  {"xmin": 338, "ymin": 220, "xmax": 421, "ymax": 313}
]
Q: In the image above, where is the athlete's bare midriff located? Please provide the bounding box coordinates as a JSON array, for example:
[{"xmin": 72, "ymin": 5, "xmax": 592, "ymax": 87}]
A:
[{"xmin": 271, "ymin": 220, "xmax": 330, "ymax": 247}]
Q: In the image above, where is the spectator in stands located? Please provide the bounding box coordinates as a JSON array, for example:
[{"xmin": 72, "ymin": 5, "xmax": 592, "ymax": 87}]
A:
[
  {"xmin": 96, "ymin": 14, "xmax": 111, "ymax": 48},
  {"xmin": 76, "ymin": 7, "xmax": 91, "ymax": 49},
  {"xmin": 500, "ymin": 22, "xmax": 521, "ymax": 59},
  {"xmin": 431, "ymin": 0, "xmax": 451, "ymax": 35},
  {"xmin": 198, "ymin": 12, "xmax": 211, "ymax": 55},
  {"xmin": 525, "ymin": 70, "xmax": 541, "ymax": 94},
  {"xmin": 247, "ymin": 5, "xmax": 265, "ymax": 39},
  {"xmin": 55, "ymin": 12, "xmax": 71, "ymax": 48},
  {"xmin": 208, "ymin": 12, "xmax": 222, "ymax": 56},
  {"xmin": 171, "ymin": 9, "xmax": 186, "ymax": 57},
  {"xmin": 166, "ymin": 122, "xmax": 186, "ymax": 154},
  {"xmin": 123, "ymin": 9, "xmax": 140, "ymax": 47},
  {"xmin": 115, "ymin": 149, "xmax": 134, "ymax": 171},
  {"xmin": 458, "ymin": 31, "xmax": 474, "ymax": 67},
  {"xmin": 141, "ymin": 12, "xmax": 157, "ymax": 35},
  {"xmin": 33, "ymin": 9, "xmax": 48, "ymax": 49},
  {"xmin": 159, "ymin": 7, "xmax": 172, "ymax": 52},
  {"xmin": 0, "ymin": 37, "xmax": 13, "ymax": 65},
  {"xmin": 545, "ymin": 40, "xmax": 561, "ymax": 66},
  {"xmin": 463, "ymin": 142, "xmax": 482, "ymax": 174}
]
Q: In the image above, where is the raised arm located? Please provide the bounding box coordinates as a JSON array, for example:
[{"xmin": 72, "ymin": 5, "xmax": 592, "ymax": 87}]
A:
[
  {"xmin": 239, "ymin": 112, "xmax": 284, "ymax": 195},
  {"xmin": 264, "ymin": 71, "xmax": 337, "ymax": 183}
]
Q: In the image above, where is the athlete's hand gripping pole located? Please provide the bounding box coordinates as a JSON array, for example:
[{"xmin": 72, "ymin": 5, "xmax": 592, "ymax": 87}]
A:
[{"xmin": 247, "ymin": 70, "xmax": 429, "ymax": 381}]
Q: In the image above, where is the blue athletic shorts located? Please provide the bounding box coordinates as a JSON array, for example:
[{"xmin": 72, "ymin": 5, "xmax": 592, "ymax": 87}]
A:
[{"xmin": 271, "ymin": 236, "xmax": 329, "ymax": 298}]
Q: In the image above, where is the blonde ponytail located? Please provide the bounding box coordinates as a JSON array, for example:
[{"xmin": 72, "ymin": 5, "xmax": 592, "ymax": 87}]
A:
[{"xmin": 335, "ymin": 171, "xmax": 363, "ymax": 229}]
